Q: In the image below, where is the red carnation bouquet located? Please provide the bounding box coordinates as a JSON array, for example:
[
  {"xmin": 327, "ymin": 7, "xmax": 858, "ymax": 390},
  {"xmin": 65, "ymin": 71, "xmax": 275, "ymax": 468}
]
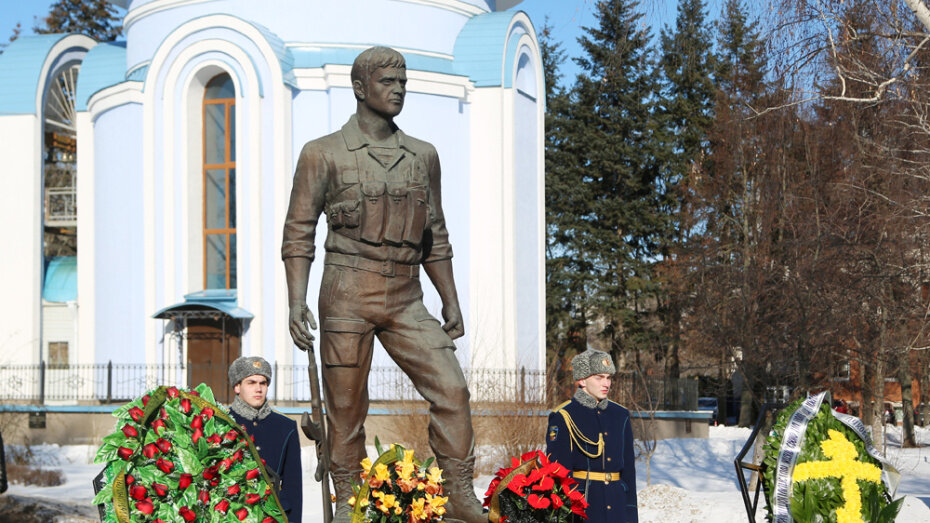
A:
[
  {"xmin": 92, "ymin": 383, "xmax": 285, "ymax": 523},
  {"xmin": 483, "ymin": 450, "xmax": 587, "ymax": 523}
]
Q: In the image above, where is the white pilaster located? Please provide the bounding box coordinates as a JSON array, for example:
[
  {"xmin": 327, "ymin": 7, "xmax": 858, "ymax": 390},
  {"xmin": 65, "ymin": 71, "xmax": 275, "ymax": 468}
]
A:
[
  {"xmin": 75, "ymin": 111, "xmax": 95, "ymax": 366},
  {"xmin": 0, "ymin": 115, "xmax": 42, "ymax": 365}
]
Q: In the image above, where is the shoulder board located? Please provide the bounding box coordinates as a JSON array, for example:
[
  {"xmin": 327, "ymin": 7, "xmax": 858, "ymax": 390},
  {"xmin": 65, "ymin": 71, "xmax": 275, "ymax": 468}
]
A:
[
  {"xmin": 608, "ymin": 400, "xmax": 628, "ymax": 410},
  {"xmin": 551, "ymin": 400, "xmax": 571, "ymax": 413}
]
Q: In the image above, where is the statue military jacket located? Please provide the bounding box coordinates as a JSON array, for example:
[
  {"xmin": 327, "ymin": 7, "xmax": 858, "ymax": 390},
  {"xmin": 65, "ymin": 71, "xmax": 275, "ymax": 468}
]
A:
[
  {"xmin": 230, "ymin": 410, "xmax": 303, "ymax": 522},
  {"xmin": 546, "ymin": 391, "xmax": 638, "ymax": 523},
  {"xmin": 282, "ymin": 114, "xmax": 453, "ymax": 265}
]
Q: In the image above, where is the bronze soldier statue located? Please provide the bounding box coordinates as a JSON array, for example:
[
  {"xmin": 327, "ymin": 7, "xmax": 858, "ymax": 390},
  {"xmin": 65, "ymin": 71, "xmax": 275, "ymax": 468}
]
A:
[{"xmin": 282, "ymin": 46, "xmax": 486, "ymax": 523}]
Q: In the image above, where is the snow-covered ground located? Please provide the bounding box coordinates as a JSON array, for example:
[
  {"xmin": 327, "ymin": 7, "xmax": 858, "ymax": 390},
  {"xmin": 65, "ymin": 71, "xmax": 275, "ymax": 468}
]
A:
[{"xmin": 6, "ymin": 426, "xmax": 930, "ymax": 522}]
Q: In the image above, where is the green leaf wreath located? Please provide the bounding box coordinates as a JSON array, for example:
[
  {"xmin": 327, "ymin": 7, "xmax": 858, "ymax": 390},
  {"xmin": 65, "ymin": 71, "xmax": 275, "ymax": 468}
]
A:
[
  {"xmin": 762, "ymin": 398, "xmax": 903, "ymax": 523},
  {"xmin": 92, "ymin": 383, "xmax": 286, "ymax": 523}
]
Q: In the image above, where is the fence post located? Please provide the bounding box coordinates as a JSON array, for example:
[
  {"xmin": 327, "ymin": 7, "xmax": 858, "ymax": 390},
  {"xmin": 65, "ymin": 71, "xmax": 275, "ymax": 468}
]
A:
[
  {"xmin": 107, "ymin": 360, "xmax": 113, "ymax": 403},
  {"xmin": 274, "ymin": 362, "xmax": 279, "ymax": 405},
  {"xmin": 39, "ymin": 360, "xmax": 46, "ymax": 404},
  {"xmin": 520, "ymin": 366, "xmax": 526, "ymax": 404}
]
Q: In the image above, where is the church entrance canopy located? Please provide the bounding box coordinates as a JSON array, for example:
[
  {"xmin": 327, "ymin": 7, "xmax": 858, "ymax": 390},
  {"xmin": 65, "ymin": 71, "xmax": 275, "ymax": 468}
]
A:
[{"xmin": 153, "ymin": 290, "xmax": 252, "ymax": 403}]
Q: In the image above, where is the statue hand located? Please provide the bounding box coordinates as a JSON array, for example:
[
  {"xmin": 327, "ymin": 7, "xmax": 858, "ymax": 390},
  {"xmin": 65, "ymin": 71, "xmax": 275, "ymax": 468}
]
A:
[
  {"xmin": 289, "ymin": 304, "xmax": 318, "ymax": 351},
  {"xmin": 441, "ymin": 302, "xmax": 464, "ymax": 340}
]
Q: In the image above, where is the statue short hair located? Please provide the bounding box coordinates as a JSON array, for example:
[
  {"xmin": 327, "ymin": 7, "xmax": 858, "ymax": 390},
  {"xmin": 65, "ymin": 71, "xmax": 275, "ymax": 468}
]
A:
[{"xmin": 351, "ymin": 46, "xmax": 406, "ymax": 91}]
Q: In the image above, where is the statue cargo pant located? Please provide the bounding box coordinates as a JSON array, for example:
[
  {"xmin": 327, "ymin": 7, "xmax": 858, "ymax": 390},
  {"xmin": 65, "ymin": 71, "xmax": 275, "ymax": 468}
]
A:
[{"xmin": 318, "ymin": 259, "xmax": 476, "ymax": 476}]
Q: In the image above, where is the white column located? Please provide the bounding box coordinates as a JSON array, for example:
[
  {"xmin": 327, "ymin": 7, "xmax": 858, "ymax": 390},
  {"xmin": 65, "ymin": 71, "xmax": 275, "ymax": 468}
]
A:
[
  {"xmin": 467, "ymin": 88, "xmax": 519, "ymax": 372},
  {"xmin": 0, "ymin": 114, "xmax": 43, "ymax": 366},
  {"xmin": 75, "ymin": 111, "xmax": 96, "ymax": 366}
]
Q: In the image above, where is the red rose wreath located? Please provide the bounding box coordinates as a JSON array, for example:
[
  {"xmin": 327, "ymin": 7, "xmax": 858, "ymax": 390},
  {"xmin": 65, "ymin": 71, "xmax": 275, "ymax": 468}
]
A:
[{"xmin": 92, "ymin": 383, "xmax": 286, "ymax": 523}]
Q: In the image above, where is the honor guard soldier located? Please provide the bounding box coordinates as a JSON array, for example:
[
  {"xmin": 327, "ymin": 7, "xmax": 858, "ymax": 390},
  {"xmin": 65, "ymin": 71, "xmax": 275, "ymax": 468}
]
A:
[
  {"xmin": 228, "ymin": 357, "xmax": 303, "ymax": 522},
  {"xmin": 546, "ymin": 349, "xmax": 638, "ymax": 522}
]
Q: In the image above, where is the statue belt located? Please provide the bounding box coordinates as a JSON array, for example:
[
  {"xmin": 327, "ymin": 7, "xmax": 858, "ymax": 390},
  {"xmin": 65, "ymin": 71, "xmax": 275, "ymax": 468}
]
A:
[
  {"xmin": 324, "ymin": 252, "xmax": 419, "ymax": 278},
  {"xmin": 572, "ymin": 471, "xmax": 621, "ymax": 483}
]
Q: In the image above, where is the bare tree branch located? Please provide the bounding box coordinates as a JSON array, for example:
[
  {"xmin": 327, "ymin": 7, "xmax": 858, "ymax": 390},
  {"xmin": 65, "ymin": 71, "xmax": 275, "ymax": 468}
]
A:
[{"xmin": 904, "ymin": 0, "xmax": 930, "ymax": 33}]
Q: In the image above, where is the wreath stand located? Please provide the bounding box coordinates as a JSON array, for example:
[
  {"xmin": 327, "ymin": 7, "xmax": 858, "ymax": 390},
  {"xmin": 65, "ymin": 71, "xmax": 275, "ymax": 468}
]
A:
[{"xmin": 733, "ymin": 403, "xmax": 774, "ymax": 523}]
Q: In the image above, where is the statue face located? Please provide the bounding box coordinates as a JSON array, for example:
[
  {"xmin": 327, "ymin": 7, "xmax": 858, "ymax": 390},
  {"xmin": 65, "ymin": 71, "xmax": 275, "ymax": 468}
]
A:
[{"xmin": 360, "ymin": 66, "xmax": 406, "ymax": 118}]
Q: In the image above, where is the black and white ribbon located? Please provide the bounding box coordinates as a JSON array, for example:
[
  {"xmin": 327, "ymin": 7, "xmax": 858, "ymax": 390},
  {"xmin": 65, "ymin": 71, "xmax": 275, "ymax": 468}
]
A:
[
  {"xmin": 773, "ymin": 392, "xmax": 825, "ymax": 523},
  {"xmin": 772, "ymin": 391, "xmax": 901, "ymax": 523},
  {"xmin": 831, "ymin": 404, "xmax": 900, "ymax": 496}
]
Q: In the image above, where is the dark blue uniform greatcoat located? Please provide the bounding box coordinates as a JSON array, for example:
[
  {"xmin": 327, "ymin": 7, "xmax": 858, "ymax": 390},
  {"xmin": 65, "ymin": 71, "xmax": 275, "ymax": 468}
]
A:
[
  {"xmin": 546, "ymin": 395, "xmax": 638, "ymax": 523},
  {"xmin": 231, "ymin": 410, "xmax": 303, "ymax": 522}
]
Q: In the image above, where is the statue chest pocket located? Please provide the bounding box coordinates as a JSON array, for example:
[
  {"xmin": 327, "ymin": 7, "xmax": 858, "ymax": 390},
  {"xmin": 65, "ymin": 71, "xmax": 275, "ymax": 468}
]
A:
[
  {"xmin": 403, "ymin": 187, "xmax": 429, "ymax": 246},
  {"xmin": 359, "ymin": 181, "xmax": 386, "ymax": 244},
  {"xmin": 383, "ymin": 182, "xmax": 409, "ymax": 246},
  {"xmin": 328, "ymin": 199, "xmax": 360, "ymax": 231}
]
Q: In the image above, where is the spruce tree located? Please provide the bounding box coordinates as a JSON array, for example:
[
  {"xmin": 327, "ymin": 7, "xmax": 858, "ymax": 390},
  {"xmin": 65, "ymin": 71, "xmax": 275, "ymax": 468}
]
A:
[
  {"xmin": 659, "ymin": 0, "xmax": 716, "ymax": 172},
  {"xmin": 34, "ymin": 0, "xmax": 122, "ymax": 41},
  {"xmin": 716, "ymin": 0, "xmax": 766, "ymax": 102},
  {"xmin": 565, "ymin": 0, "xmax": 667, "ymax": 367},
  {"xmin": 541, "ymin": 22, "xmax": 590, "ymax": 398},
  {"xmin": 656, "ymin": 0, "xmax": 717, "ymax": 390}
]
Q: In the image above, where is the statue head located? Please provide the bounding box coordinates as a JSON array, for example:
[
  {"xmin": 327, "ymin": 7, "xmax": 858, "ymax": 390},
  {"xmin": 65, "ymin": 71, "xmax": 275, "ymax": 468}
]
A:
[
  {"xmin": 352, "ymin": 47, "xmax": 407, "ymax": 120},
  {"xmin": 351, "ymin": 46, "xmax": 406, "ymax": 94},
  {"xmin": 351, "ymin": 47, "xmax": 408, "ymax": 120}
]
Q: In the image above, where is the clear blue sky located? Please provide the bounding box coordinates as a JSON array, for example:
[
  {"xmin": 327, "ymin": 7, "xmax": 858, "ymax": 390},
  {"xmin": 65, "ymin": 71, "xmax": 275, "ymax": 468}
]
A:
[
  {"xmin": 2, "ymin": 0, "xmax": 729, "ymax": 86},
  {"xmin": 1, "ymin": 0, "xmax": 56, "ymax": 35}
]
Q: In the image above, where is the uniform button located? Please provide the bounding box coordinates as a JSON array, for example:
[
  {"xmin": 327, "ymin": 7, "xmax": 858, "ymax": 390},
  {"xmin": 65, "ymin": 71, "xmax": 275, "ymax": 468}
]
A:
[
  {"xmin": 256, "ymin": 446, "xmax": 261, "ymax": 451},
  {"xmin": 604, "ymin": 432, "xmax": 608, "ymax": 435},
  {"xmin": 253, "ymin": 421, "xmax": 258, "ymax": 426},
  {"xmin": 607, "ymin": 457, "xmax": 612, "ymax": 462},
  {"xmin": 607, "ymin": 505, "xmax": 612, "ymax": 510}
]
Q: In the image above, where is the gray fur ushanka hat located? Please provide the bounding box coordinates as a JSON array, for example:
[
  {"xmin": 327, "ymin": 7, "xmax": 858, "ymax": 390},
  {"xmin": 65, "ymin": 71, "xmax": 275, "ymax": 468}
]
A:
[
  {"xmin": 228, "ymin": 356, "xmax": 272, "ymax": 386},
  {"xmin": 572, "ymin": 349, "xmax": 617, "ymax": 381}
]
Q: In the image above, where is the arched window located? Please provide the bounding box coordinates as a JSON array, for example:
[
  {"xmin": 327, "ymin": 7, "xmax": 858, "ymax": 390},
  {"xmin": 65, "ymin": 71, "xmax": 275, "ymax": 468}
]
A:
[
  {"xmin": 44, "ymin": 63, "xmax": 79, "ymax": 258},
  {"xmin": 202, "ymin": 74, "xmax": 236, "ymax": 289},
  {"xmin": 42, "ymin": 62, "xmax": 80, "ymax": 371}
]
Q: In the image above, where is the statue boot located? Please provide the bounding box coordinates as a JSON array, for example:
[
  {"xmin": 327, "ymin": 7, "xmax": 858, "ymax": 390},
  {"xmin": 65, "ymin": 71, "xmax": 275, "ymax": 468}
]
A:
[
  {"xmin": 332, "ymin": 470, "xmax": 360, "ymax": 523},
  {"xmin": 437, "ymin": 455, "xmax": 487, "ymax": 523}
]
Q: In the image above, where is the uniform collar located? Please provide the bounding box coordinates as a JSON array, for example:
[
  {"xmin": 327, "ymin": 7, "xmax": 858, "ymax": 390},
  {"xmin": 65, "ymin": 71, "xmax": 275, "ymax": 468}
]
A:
[
  {"xmin": 341, "ymin": 114, "xmax": 414, "ymax": 154},
  {"xmin": 230, "ymin": 396, "xmax": 272, "ymax": 421},
  {"xmin": 574, "ymin": 387, "xmax": 609, "ymax": 411}
]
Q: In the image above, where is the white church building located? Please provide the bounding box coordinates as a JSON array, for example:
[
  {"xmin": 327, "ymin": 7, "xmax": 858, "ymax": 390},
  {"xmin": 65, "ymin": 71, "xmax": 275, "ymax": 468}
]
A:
[{"xmin": 0, "ymin": 0, "xmax": 544, "ymax": 402}]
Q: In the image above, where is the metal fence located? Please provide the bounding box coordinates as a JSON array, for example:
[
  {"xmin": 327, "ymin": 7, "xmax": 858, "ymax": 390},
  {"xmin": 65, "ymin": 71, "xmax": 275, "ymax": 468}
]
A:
[
  {"xmin": 0, "ymin": 362, "xmax": 697, "ymax": 410},
  {"xmin": 0, "ymin": 362, "xmax": 550, "ymax": 405}
]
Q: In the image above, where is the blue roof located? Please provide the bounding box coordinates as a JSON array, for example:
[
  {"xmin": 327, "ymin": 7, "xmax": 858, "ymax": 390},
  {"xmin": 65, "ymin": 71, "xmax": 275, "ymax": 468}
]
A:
[
  {"xmin": 153, "ymin": 289, "xmax": 253, "ymax": 320},
  {"xmin": 43, "ymin": 256, "xmax": 77, "ymax": 303},
  {"xmin": 75, "ymin": 42, "xmax": 127, "ymax": 111},
  {"xmin": 126, "ymin": 64, "xmax": 148, "ymax": 82},
  {"xmin": 0, "ymin": 34, "xmax": 95, "ymax": 115},
  {"xmin": 454, "ymin": 11, "xmax": 530, "ymax": 87},
  {"xmin": 248, "ymin": 20, "xmax": 295, "ymax": 86}
]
